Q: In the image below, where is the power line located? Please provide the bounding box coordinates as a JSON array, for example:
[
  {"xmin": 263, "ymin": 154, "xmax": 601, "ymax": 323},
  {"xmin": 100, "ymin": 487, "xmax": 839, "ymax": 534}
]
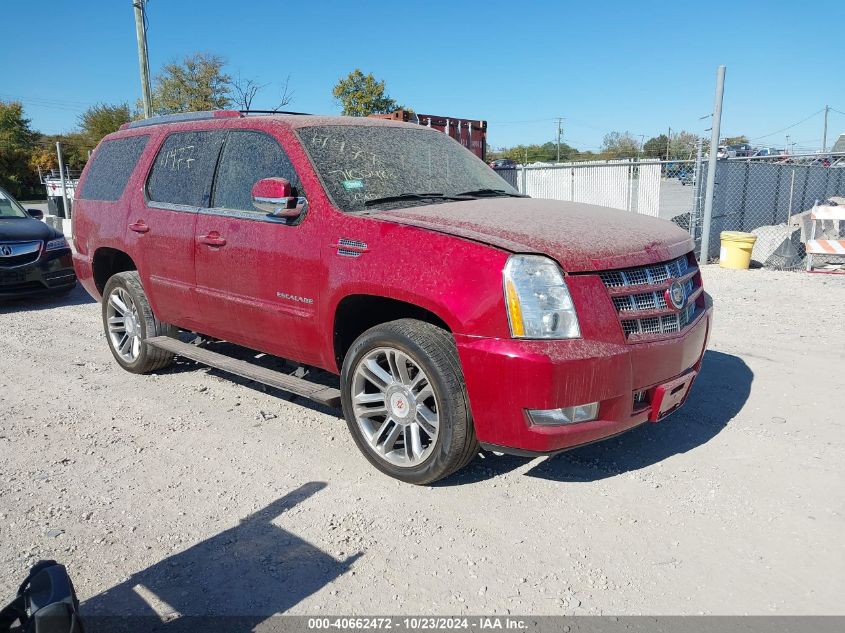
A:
[{"xmin": 750, "ymin": 109, "xmax": 825, "ymax": 141}]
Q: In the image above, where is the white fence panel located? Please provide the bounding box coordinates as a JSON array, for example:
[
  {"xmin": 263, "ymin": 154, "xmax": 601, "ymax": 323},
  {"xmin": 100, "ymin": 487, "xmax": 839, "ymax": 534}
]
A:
[
  {"xmin": 636, "ymin": 161, "xmax": 662, "ymax": 216},
  {"xmin": 572, "ymin": 164, "xmax": 631, "ymax": 211}
]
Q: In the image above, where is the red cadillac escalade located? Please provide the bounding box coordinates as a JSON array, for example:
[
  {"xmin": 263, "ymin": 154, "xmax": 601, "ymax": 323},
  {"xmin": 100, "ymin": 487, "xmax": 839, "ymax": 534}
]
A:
[{"xmin": 72, "ymin": 111, "xmax": 712, "ymax": 484}]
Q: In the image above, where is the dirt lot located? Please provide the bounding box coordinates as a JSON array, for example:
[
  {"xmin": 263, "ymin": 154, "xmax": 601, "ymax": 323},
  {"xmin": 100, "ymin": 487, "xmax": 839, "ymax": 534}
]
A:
[{"xmin": 1, "ymin": 266, "xmax": 843, "ymax": 618}]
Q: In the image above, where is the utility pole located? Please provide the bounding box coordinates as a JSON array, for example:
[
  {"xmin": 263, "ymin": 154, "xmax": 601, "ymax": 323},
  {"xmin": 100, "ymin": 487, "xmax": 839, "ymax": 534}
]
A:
[
  {"xmin": 133, "ymin": 0, "xmax": 153, "ymax": 118},
  {"xmin": 786, "ymin": 134, "xmax": 791, "ymax": 154},
  {"xmin": 822, "ymin": 105, "xmax": 830, "ymax": 153},
  {"xmin": 555, "ymin": 117, "xmax": 564, "ymax": 163},
  {"xmin": 666, "ymin": 126, "xmax": 672, "ymax": 160},
  {"xmin": 700, "ymin": 65, "xmax": 726, "ymax": 264}
]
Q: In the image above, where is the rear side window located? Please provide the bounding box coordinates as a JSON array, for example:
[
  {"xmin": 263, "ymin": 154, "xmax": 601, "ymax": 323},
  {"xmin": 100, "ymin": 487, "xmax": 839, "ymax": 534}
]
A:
[
  {"xmin": 146, "ymin": 131, "xmax": 225, "ymax": 207},
  {"xmin": 212, "ymin": 131, "xmax": 301, "ymax": 212},
  {"xmin": 79, "ymin": 135, "xmax": 149, "ymax": 201}
]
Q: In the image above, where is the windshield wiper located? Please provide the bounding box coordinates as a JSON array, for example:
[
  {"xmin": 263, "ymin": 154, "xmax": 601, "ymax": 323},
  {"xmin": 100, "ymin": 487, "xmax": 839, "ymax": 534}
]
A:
[
  {"xmin": 454, "ymin": 188, "xmax": 528, "ymax": 198},
  {"xmin": 363, "ymin": 193, "xmax": 466, "ymax": 207}
]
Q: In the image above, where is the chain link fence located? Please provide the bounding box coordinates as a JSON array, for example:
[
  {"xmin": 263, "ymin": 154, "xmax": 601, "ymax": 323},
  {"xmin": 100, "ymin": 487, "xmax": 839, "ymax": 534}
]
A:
[
  {"xmin": 495, "ymin": 153, "xmax": 845, "ymax": 270},
  {"xmin": 693, "ymin": 155, "xmax": 845, "ymax": 268}
]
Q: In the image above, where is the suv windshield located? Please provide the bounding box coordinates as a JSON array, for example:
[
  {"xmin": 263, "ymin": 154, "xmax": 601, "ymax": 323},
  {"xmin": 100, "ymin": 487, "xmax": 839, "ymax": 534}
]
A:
[
  {"xmin": 297, "ymin": 125, "xmax": 518, "ymax": 212},
  {"xmin": 0, "ymin": 187, "xmax": 28, "ymax": 219}
]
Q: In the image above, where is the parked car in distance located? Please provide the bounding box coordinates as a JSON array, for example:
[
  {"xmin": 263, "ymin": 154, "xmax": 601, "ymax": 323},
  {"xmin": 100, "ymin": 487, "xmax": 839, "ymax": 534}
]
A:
[
  {"xmin": 72, "ymin": 111, "xmax": 713, "ymax": 484},
  {"xmin": 0, "ymin": 186, "xmax": 76, "ymax": 299},
  {"xmin": 716, "ymin": 145, "xmax": 728, "ymax": 159},
  {"xmin": 753, "ymin": 147, "xmax": 786, "ymax": 157},
  {"xmin": 489, "ymin": 158, "xmax": 517, "ymax": 169},
  {"xmin": 726, "ymin": 143, "xmax": 754, "ymax": 158}
]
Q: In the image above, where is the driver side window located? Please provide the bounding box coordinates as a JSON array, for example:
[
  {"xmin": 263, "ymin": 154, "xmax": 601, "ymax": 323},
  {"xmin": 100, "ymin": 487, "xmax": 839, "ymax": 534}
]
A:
[{"xmin": 212, "ymin": 131, "xmax": 301, "ymax": 213}]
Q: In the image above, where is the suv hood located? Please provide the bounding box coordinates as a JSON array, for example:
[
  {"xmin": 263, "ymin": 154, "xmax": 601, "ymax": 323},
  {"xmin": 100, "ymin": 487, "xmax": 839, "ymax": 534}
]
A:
[{"xmin": 379, "ymin": 198, "xmax": 694, "ymax": 272}]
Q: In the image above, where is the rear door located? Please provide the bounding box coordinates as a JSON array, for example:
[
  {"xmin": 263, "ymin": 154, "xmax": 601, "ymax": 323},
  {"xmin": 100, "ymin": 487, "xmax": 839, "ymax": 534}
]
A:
[
  {"xmin": 193, "ymin": 129, "xmax": 323, "ymax": 365},
  {"xmin": 135, "ymin": 130, "xmax": 226, "ymax": 329}
]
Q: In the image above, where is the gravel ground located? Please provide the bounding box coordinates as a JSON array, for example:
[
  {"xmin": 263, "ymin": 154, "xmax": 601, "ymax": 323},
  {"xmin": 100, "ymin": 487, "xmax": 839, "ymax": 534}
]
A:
[{"xmin": 1, "ymin": 266, "xmax": 843, "ymax": 618}]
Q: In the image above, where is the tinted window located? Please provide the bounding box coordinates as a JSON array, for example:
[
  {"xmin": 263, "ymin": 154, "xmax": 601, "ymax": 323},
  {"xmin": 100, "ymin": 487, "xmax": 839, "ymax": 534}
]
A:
[
  {"xmin": 147, "ymin": 131, "xmax": 225, "ymax": 207},
  {"xmin": 79, "ymin": 135, "xmax": 149, "ymax": 201},
  {"xmin": 212, "ymin": 131, "xmax": 300, "ymax": 212}
]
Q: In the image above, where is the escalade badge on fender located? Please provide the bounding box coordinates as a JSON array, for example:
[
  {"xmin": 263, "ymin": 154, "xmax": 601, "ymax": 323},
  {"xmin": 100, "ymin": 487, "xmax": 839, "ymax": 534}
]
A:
[{"xmin": 665, "ymin": 279, "xmax": 686, "ymax": 311}]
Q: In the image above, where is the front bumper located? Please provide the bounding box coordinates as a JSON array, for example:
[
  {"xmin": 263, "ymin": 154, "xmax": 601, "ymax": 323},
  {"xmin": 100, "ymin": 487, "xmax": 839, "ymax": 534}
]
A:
[
  {"xmin": 455, "ymin": 302, "xmax": 713, "ymax": 455},
  {"xmin": 0, "ymin": 250, "xmax": 77, "ymax": 299}
]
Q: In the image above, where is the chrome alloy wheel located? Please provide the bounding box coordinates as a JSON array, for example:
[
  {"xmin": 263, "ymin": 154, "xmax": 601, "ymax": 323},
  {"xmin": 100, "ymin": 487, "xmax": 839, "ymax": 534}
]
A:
[
  {"xmin": 351, "ymin": 347, "xmax": 440, "ymax": 468},
  {"xmin": 106, "ymin": 287, "xmax": 142, "ymax": 363}
]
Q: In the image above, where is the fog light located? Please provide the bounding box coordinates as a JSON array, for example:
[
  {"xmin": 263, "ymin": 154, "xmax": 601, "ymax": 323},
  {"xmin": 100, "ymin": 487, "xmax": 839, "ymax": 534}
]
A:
[{"xmin": 527, "ymin": 402, "xmax": 599, "ymax": 426}]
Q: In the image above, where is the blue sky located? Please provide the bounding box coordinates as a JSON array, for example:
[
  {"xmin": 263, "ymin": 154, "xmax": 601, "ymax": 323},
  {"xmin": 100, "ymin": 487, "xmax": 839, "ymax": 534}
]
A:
[{"xmin": 2, "ymin": 0, "xmax": 844, "ymax": 152}]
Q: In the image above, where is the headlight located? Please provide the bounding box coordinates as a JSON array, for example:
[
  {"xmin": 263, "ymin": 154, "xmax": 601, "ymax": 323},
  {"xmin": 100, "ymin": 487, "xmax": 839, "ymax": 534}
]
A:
[
  {"xmin": 46, "ymin": 237, "xmax": 68, "ymax": 251},
  {"xmin": 503, "ymin": 254, "xmax": 580, "ymax": 339}
]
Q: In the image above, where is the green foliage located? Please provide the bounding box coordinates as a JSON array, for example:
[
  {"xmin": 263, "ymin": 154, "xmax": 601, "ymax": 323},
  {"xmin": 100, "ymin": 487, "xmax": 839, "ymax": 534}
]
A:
[
  {"xmin": 332, "ymin": 69, "xmax": 399, "ymax": 117},
  {"xmin": 723, "ymin": 135, "xmax": 749, "ymax": 145},
  {"xmin": 0, "ymin": 100, "xmax": 40, "ymax": 198},
  {"xmin": 643, "ymin": 131, "xmax": 701, "ymax": 160},
  {"xmin": 643, "ymin": 134, "xmax": 668, "ymax": 158},
  {"xmin": 78, "ymin": 103, "xmax": 131, "ymax": 142},
  {"xmin": 491, "ymin": 140, "xmax": 583, "ymax": 164},
  {"xmin": 601, "ymin": 131, "xmax": 641, "ymax": 159},
  {"xmin": 151, "ymin": 52, "xmax": 232, "ymax": 115}
]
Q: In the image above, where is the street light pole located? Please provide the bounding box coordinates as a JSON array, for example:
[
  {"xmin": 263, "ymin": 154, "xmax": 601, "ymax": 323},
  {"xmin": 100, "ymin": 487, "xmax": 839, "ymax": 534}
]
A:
[
  {"xmin": 700, "ymin": 65, "xmax": 726, "ymax": 264},
  {"xmin": 133, "ymin": 0, "xmax": 153, "ymax": 118},
  {"xmin": 822, "ymin": 105, "xmax": 829, "ymax": 153},
  {"xmin": 556, "ymin": 117, "xmax": 564, "ymax": 163}
]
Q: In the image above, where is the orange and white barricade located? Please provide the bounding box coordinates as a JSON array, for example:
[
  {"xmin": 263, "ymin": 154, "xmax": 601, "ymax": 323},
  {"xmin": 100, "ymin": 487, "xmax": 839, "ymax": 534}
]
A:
[{"xmin": 806, "ymin": 203, "xmax": 845, "ymax": 272}]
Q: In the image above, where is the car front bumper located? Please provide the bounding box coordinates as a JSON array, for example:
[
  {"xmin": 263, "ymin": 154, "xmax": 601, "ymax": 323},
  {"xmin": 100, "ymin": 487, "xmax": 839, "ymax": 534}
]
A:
[
  {"xmin": 455, "ymin": 301, "xmax": 713, "ymax": 455},
  {"xmin": 0, "ymin": 250, "xmax": 77, "ymax": 299}
]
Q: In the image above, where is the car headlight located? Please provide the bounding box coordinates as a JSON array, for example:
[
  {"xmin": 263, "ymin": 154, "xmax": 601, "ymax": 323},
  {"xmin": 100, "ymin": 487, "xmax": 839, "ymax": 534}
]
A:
[
  {"xmin": 503, "ymin": 254, "xmax": 580, "ymax": 339},
  {"xmin": 46, "ymin": 237, "xmax": 68, "ymax": 251}
]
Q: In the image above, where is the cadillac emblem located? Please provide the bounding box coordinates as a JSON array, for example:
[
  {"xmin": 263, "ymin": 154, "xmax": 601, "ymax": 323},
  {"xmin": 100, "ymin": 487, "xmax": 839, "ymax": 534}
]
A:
[{"xmin": 665, "ymin": 279, "xmax": 686, "ymax": 311}]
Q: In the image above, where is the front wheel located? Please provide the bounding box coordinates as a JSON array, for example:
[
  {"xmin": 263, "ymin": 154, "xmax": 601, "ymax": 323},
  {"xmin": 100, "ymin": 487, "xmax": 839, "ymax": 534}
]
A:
[
  {"xmin": 102, "ymin": 271, "xmax": 176, "ymax": 374},
  {"xmin": 340, "ymin": 319, "xmax": 478, "ymax": 485}
]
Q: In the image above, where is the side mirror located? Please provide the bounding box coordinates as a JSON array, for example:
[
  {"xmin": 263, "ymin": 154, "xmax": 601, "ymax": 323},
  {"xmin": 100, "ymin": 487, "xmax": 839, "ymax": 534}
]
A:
[
  {"xmin": 252, "ymin": 177, "xmax": 306, "ymax": 219},
  {"xmin": 27, "ymin": 208, "xmax": 44, "ymax": 220}
]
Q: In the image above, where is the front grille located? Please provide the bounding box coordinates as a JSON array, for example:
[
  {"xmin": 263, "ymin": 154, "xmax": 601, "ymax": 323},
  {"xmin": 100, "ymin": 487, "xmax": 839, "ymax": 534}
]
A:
[
  {"xmin": 0, "ymin": 241, "xmax": 42, "ymax": 268},
  {"xmin": 598, "ymin": 253, "xmax": 702, "ymax": 341}
]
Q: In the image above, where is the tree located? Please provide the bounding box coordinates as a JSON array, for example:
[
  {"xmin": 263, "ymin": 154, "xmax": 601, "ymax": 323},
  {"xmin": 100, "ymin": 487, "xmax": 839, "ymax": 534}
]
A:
[
  {"xmin": 151, "ymin": 52, "xmax": 231, "ymax": 115},
  {"xmin": 0, "ymin": 100, "xmax": 39, "ymax": 198},
  {"xmin": 231, "ymin": 73, "xmax": 294, "ymax": 112},
  {"xmin": 643, "ymin": 134, "xmax": 668, "ymax": 159},
  {"xmin": 601, "ymin": 131, "xmax": 641, "ymax": 159},
  {"xmin": 78, "ymin": 103, "xmax": 131, "ymax": 142},
  {"xmin": 668, "ymin": 131, "xmax": 700, "ymax": 159},
  {"xmin": 332, "ymin": 69, "xmax": 399, "ymax": 117},
  {"xmin": 722, "ymin": 135, "xmax": 749, "ymax": 146}
]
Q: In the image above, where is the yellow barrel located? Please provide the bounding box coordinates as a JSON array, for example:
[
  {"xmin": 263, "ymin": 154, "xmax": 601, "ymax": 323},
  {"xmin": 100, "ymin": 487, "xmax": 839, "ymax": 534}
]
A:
[{"xmin": 719, "ymin": 231, "xmax": 757, "ymax": 269}]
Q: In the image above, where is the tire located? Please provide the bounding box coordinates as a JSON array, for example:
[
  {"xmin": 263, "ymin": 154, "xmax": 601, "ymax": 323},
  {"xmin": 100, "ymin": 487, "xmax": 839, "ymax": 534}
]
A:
[
  {"xmin": 340, "ymin": 319, "xmax": 478, "ymax": 484},
  {"xmin": 102, "ymin": 271, "xmax": 176, "ymax": 374}
]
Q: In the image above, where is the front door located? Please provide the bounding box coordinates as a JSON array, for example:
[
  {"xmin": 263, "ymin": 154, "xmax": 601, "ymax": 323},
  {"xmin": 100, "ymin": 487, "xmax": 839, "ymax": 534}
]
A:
[{"xmin": 193, "ymin": 130, "xmax": 323, "ymax": 366}]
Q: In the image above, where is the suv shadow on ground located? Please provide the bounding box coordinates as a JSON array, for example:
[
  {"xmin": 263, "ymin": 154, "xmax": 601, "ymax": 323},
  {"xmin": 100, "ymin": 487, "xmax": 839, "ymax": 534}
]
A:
[
  {"xmin": 438, "ymin": 350, "xmax": 752, "ymax": 485},
  {"xmin": 0, "ymin": 284, "xmax": 94, "ymax": 313},
  {"xmin": 81, "ymin": 482, "xmax": 361, "ymax": 633}
]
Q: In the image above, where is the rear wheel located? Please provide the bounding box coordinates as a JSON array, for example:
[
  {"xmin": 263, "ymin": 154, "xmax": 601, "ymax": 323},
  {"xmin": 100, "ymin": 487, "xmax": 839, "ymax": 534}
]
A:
[
  {"xmin": 102, "ymin": 271, "xmax": 175, "ymax": 374},
  {"xmin": 340, "ymin": 319, "xmax": 478, "ymax": 484}
]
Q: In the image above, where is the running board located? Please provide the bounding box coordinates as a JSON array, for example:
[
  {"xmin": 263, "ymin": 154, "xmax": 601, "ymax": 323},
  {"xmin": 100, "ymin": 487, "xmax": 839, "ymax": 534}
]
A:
[{"xmin": 145, "ymin": 336, "xmax": 342, "ymax": 408}]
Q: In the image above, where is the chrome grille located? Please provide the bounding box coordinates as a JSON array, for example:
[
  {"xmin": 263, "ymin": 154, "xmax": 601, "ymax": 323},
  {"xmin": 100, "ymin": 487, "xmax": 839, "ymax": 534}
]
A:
[
  {"xmin": 610, "ymin": 279, "xmax": 694, "ymax": 313},
  {"xmin": 598, "ymin": 254, "xmax": 701, "ymax": 341},
  {"xmin": 0, "ymin": 241, "xmax": 42, "ymax": 268},
  {"xmin": 620, "ymin": 301, "xmax": 697, "ymax": 338}
]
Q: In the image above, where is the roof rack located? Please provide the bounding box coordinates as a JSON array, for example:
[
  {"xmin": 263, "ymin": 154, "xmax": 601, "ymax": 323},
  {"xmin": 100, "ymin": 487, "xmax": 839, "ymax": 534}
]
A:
[
  {"xmin": 239, "ymin": 109, "xmax": 312, "ymax": 116},
  {"xmin": 120, "ymin": 109, "xmax": 313, "ymax": 130},
  {"xmin": 121, "ymin": 110, "xmax": 241, "ymax": 130}
]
